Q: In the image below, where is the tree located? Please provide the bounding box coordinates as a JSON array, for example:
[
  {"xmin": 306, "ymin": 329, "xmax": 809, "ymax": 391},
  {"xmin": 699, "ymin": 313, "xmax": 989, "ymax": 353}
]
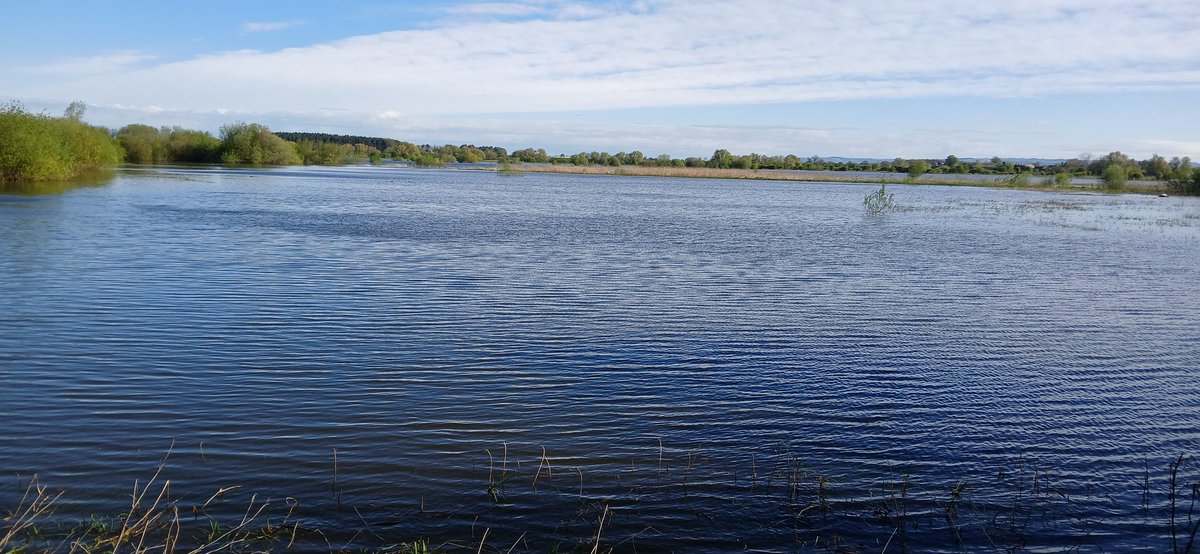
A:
[
  {"xmin": 907, "ymin": 160, "xmax": 930, "ymax": 178},
  {"xmin": 1143, "ymin": 154, "xmax": 1171, "ymax": 180},
  {"xmin": 1170, "ymin": 156, "xmax": 1193, "ymax": 181},
  {"xmin": 63, "ymin": 100, "xmax": 87, "ymax": 122},
  {"xmin": 116, "ymin": 124, "xmax": 165, "ymax": 164},
  {"xmin": 218, "ymin": 122, "xmax": 300, "ymax": 165},
  {"xmin": 708, "ymin": 149, "xmax": 734, "ymax": 169},
  {"xmin": 1101, "ymin": 164, "xmax": 1127, "ymax": 191}
]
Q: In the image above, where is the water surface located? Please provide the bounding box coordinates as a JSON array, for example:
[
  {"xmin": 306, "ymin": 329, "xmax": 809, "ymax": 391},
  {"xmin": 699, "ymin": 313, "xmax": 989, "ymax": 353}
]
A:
[{"xmin": 2, "ymin": 166, "xmax": 1199, "ymax": 552}]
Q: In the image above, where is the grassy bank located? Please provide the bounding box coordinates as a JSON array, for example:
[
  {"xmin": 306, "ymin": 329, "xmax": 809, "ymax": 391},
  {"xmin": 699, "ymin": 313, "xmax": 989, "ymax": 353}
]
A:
[
  {"xmin": 3, "ymin": 446, "xmax": 1197, "ymax": 553},
  {"xmin": 490, "ymin": 163, "xmax": 1172, "ymax": 195}
]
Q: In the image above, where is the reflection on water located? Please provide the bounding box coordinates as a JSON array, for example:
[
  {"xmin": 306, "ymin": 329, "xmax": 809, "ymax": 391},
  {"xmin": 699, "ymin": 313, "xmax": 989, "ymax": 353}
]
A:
[
  {"xmin": 0, "ymin": 166, "xmax": 1198, "ymax": 552},
  {"xmin": 0, "ymin": 170, "xmax": 116, "ymax": 196}
]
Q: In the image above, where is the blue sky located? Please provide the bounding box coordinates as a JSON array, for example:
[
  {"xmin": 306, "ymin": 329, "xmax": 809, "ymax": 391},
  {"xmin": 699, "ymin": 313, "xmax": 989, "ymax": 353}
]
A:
[{"xmin": 3, "ymin": 0, "xmax": 1199, "ymax": 159}]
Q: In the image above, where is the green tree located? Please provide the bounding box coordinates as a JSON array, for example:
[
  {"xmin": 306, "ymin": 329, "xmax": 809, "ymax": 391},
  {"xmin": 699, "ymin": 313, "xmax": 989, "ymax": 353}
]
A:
[
  {"xmin": 116, "ymin": 124, "xmax": 165, "ymax": 164},
  {"xmin": 708, "ymin": 149, "xmax": 734, "ymax": 169},
  {"xmin": 1101, "ymin": 164, "xmax": 1127, "ymax": 191},
  {"xmin": 164, "ymin": 127, "xmax": 220, "ymax": 162},
  {"xmin": 218, "ymin": 122, "xmax": 300, "ymax": 165},
  {"xmin": 63, "ymin": 100, "xmax": 87, "ymax": 122},
  {"xmin": 907, "ymin": 160, "xmax": 930, "ymax": 179},
  {"xmin": 1170, "ymin": 156, "xmax": 1193, "ymax": 181},
  {"xmin": 1143, "ymin": 154, "xmax": 1171, "ymax": 180}
]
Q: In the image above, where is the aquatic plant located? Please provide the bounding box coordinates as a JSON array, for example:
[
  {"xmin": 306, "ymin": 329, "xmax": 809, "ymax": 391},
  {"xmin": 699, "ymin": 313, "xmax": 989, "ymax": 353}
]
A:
[{"xmin": 3, "ymin": 446, "xmax": 1198, "ymax": 553}]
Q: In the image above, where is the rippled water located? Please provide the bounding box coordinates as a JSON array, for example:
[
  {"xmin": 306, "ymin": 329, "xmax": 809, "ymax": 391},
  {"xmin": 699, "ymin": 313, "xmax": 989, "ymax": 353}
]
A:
[{"xmin": 2, "ymin": 166, "xmax": 1199, "ymax": 552}]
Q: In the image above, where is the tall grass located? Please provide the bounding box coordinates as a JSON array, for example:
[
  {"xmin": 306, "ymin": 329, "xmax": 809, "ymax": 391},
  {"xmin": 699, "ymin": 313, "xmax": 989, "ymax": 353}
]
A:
[{"xmin": 0, "ymin": 102, "xmax": 122, "ymax": 183}]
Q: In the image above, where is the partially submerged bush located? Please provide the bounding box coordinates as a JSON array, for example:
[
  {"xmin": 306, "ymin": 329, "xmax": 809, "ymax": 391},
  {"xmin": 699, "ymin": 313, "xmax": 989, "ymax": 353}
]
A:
[
  {"xmin": 218, "ymin": 122, "xmax": 300, "ymax": 165},
  {"xmin": 117, "ymin": 124, "xmax": 221, "ymax": 164},
  {"xmin": 0, "ymin": 102, "xmax": 122, "ymax": 182},
  {"xmin": 864, "ymin": 183, "xmax": 895, "ymax": 215}
]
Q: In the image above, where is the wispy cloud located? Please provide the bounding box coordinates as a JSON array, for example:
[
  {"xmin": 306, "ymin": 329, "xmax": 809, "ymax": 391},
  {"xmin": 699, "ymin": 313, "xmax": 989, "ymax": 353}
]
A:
[
  {"xmin": 441, "ymin": 2, "xmax": 543, "ymax": 17},
  {"xmin": 22, "ymin": 51, "xmax": 157, "ymax": 75},
  {"xmin": 241, "ymin": 20, "xmax": 304, "ymax": 33}
]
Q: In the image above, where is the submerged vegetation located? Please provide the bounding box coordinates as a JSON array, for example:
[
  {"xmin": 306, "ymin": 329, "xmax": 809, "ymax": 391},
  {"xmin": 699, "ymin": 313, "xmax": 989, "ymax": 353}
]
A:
[{"xmin": 864, "ymin": 183, "xmax": 896, "ymax": 215}]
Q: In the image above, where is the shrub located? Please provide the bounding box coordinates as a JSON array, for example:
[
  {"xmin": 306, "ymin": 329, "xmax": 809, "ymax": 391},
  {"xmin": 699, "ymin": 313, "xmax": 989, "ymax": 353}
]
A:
[
  {"xmin": 1101, "ymin": 165, "xmax": 1127, "ymax": 191},
  {"xmin": 864, "ymin": 184, "xmax": 895, "ymax": 215},
  {"xmin": 0, "ymin": 102, "xmax": 121, "ymax": 182},
  {"xmin": 1168, "ymin": 172, "xmax": 1200, "ymax": 196},
  {"xmin": 218, "ymin": 122, "xmax": 301, "ymax": 165}
]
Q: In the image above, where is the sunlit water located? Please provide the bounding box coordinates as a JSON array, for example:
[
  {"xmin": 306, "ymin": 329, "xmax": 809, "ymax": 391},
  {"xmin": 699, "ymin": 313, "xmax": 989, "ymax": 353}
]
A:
[{"xmin": 2, "ymin": 166, "xmax": 1199, "ymax": 552}]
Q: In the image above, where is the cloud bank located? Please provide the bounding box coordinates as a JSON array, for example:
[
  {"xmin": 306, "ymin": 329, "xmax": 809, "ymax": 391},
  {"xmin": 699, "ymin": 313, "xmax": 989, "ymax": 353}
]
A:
[{"xmin": 6, "ymin": 0, "xmax": 1199, "ymax": 156}]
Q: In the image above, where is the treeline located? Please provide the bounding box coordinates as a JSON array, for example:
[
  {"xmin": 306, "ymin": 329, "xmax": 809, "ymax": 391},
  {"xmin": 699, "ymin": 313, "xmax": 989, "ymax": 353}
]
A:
[
  {"xmin": 511, "ymin": 148, "xmax": 1195, "ymax": 180},
  {"xmin": 3, "ymin": 102, "xmax": 1197, "ymax": 194},
  {"xmin": 0, "ymin": 102, "xmax": 122, "ymax": 182},
  {"xmin": 502, "ymin": 148, "xmax": 1198, "ymax": 191},
  {"xmin": 274, "ymin": 133, "xmax": 512, "ymax": 166},
  {"xmin": 118, "ymin": 122, "xmax": 515, "ymax": 168}
]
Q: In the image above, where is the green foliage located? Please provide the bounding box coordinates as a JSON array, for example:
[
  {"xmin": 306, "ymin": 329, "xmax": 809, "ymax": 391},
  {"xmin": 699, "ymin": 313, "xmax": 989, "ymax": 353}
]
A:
[
  {"xmin": 708, "ymin": 149, "xmax": 734, "ymax": 169},
  {"xmin": 0, "ymin": 101, "xmax": 122, "ymax": 183},
  {"xmin": 864, "ymin": 184, "xmax": 896, "ymax": 215},
  {"xmin": 116, "ymin": 124, "xmax": 165, "ymax": 163},
  {"xmin": 412, "ymin": 153, "xmax": 445, "ymax": 167},
  {"xmin": 218, "ymin": 122, "xmax": 300, "ymax": 165},
  {"xmin": 907, "ymin": 160, "xmax": 930, "ymax": 179},
  {"xmin": 1168, "ymin": 171, "xmax": 1200, "ymax": 196},
  {"xmin": 1101, "ymin": 164, "xmax": 1127, "ymax": 191},
  {"xmin": 1003, "ymin": 173, "xmax": 1030, "ymax": 187},
  {"xmin": 118, "ymin": 124, "xmax": 221, "ymax": 164},
  {"xmin": 1053, "ymin": 172, "xmax": 1072, "ymax": 187}
]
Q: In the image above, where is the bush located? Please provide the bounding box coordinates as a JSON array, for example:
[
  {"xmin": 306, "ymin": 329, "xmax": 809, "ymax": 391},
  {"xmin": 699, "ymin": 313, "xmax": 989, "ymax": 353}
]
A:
[
  {"xmin": 907, "ymin": 160, "xmax": 929, "ymax": 179},
  {"xmin": 0, "ymin": 102, "xmax": 122, "ymax": 182},
  {"xmin": 1101, "ymin": 165, "xmax": 1127, "ymax": 191},
  {"xmin": 864, "ymin": 184, "xmax": 895, "ymax": 215},
  {"xmin": 1168, "ymin": 172, "xmax": 1200, "ymax": 196},
  {"xmin": 218, "ymin": 122, "xmax": 300, "ymax": 165}
]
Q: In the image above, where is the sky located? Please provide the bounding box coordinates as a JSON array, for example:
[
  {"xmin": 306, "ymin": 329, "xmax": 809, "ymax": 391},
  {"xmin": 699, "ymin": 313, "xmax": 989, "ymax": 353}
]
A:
[{"xmin": 2, "ymin": 0, "xmax": 1199, "ymax": 160}]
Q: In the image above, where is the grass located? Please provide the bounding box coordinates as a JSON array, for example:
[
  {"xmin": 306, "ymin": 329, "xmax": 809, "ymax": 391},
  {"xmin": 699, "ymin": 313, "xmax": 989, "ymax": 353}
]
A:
[{"xmin": 2, "ymin": 446, "xmax": 1198, "ymax": 553}]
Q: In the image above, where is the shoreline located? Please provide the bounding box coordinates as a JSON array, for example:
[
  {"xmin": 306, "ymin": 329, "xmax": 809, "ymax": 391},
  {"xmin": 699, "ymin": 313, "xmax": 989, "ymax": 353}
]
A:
[{"xmin": 483, "ymin": 163, "xmax": 1171, "ymax": 195}]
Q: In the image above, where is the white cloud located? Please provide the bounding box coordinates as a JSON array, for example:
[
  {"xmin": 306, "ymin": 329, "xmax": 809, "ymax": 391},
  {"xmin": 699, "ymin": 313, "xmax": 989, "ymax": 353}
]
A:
[
  {"xmin": 7, "ymin": 0, "xmax": 1199, "ymax": 157},
  {"xmin": 242, "ymin": 20, "xmax": 303, "ymax": 33},
  {"xmin": 18, "ymin": 0, "xmax": 1194, "ymax": 114}
]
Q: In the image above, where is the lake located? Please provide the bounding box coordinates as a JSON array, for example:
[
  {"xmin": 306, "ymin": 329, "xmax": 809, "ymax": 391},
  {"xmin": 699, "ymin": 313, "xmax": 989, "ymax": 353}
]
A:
[{"xmin": 1, "ymin": 166, "xmax": 1199, "ymax": 552}]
